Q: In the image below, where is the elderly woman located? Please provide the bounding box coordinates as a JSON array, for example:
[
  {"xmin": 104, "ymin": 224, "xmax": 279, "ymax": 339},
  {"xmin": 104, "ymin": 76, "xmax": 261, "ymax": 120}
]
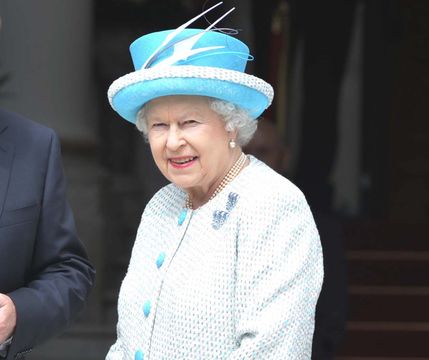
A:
[{"xmin": 106, "ymin": 4, "xmax": 323, "ymax": 360}]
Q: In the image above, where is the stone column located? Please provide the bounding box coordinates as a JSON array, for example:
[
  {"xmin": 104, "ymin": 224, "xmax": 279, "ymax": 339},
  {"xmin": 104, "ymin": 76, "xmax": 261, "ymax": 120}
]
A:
[{"xmin": 0, "ymin": 0, "xmax": 97, "ymax": 142}]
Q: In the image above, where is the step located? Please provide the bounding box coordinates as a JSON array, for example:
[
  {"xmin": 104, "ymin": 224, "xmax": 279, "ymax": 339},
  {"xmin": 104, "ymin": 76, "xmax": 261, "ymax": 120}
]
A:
[
  {"xmin": 347, "ymin": 251, "xmax": 429, "ymax": 286},
  {"xmin": 347, "ymin": 251, "xmax": 429, "ymax": 261},
  {"xmin": 349, "ymin": 286, "xmax": 429, "ymax": 322},
  {"xmin": 344, "ymin": 221, "xmax": 429, "ymax": 251},
  {"xmin": 336, "ymin": 357, "xmax": 429, "ymax": 360},
  {"xmin": 29, "ymin": 324, "xmax": 116, "ymax": 360},
  {"xmin": 338, "ymin": 321, "xmax": 429, "ymax": 357}
]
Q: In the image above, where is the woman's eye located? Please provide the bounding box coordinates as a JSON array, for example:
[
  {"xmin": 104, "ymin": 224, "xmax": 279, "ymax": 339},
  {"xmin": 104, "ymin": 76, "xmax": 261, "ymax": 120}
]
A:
[
  {"xmin": 151, "ymin": 123, "xmax": 167, "ymax": 129},
  {"xmin": 183, "ymin": 120, "xmax": 198, "ymax": 126}
]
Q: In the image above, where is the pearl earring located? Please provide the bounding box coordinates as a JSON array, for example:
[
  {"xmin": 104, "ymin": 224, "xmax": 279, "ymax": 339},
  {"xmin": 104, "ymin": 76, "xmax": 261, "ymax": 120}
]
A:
[{"xmin": 229, "ymin": 139, "xmax": 236, "ymax": 149}]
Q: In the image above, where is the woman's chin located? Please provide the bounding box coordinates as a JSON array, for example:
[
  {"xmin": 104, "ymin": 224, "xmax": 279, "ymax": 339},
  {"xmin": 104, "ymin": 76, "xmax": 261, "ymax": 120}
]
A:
[{"xmin": 168, "ymin": 177, "xmax": 199, "ymax": 191}]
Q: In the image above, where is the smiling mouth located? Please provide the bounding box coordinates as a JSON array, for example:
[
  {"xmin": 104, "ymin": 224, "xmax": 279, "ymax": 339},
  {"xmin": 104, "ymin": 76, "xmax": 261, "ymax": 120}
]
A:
[{"xmin": 169, "ymin": 156, "xmax": 197, "ymax": 166}]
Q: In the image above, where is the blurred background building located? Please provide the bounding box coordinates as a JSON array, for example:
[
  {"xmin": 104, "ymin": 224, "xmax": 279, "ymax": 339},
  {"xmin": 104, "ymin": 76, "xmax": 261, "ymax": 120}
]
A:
[{"xmin": 0, "ymin": 0, "xmax": 428, "ymax": 359}]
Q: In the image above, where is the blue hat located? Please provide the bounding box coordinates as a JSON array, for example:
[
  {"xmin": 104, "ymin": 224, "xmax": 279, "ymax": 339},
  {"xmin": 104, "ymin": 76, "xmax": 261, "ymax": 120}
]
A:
[{"xmin": 108, "ymin": 3, "xmax": 274, "ymax": 123}]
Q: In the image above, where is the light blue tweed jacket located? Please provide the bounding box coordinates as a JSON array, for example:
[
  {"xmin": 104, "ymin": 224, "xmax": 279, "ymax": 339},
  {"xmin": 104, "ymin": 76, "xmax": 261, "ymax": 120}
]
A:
[{"xmin": 106, "ymin": 156, "xmax": 323, "ymax": 359}]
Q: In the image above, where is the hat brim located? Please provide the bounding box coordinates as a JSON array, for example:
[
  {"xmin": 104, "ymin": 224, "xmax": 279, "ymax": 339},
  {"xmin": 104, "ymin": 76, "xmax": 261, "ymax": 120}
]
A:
[{"xmin": 108, "ymin": 66, "xmax": 273, "ymax": 123}]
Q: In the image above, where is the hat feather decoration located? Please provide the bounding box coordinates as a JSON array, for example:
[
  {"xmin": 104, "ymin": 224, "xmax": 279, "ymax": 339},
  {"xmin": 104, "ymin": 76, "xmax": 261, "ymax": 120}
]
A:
[
  {"xmin": 143, "ymin": 2, "xmax": 235, "ymax": 69},
  {"xmin": 108, "ymin": 1, "xmax": 274, "ymax": 123}
]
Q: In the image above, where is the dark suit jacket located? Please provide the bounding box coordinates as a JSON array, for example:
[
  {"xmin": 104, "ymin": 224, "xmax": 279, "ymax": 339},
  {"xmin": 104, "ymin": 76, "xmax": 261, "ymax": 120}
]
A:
[{"xmin": 0, "ymin": 109, "xmax": 95, "ymax": 359}]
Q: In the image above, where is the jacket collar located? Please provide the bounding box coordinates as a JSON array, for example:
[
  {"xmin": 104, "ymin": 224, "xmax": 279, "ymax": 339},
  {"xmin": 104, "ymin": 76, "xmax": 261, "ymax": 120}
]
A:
[
  {"xmin": 0, "ymin": 122, "xmax": 14, "ymax": 218},
  {"xmin": 0, "ymin": 120, "xmax": 8, "ymax": 151}
]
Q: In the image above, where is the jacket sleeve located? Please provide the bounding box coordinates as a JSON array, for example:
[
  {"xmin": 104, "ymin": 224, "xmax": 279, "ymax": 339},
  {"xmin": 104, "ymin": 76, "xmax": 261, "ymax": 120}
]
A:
[
  {"xmin": 6, "ymin": 130, "xmax": 95, "ymax": 359},
  {"xmin": 105, "ymin": 336, "xmax": 124, "ymax": 360},
  {"xmin": 227, "ymin": 190, "xmax": 323, "ymax": 359}
]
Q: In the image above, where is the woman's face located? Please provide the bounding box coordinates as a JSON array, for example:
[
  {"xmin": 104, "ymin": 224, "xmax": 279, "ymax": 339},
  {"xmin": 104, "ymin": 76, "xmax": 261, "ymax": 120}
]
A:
[{"xmin": 146, "ymin": 95, "xmax": 237, "ymax": 196}]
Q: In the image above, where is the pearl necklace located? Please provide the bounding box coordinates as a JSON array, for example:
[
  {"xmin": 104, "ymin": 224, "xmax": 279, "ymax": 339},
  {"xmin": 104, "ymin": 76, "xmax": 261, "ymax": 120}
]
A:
[{"xmin": 185, "ymin": 152, "xmax": 247, "ymax": 210}]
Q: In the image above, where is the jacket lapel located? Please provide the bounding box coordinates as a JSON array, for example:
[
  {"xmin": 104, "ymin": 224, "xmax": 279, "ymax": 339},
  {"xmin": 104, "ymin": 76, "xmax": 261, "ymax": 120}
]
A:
[{"xmin": 0, "ymin": 123, "xmax": 14, "ymax": 218}]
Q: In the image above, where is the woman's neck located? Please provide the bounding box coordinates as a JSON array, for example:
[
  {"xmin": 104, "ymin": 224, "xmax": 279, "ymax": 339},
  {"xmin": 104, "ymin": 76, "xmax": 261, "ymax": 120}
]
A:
[{"xmin": 186, "ymin": 151, "xmax": 248, "ymax": 209}]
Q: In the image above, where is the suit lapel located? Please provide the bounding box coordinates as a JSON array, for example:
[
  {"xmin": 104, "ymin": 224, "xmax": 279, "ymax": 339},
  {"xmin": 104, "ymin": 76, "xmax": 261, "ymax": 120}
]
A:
[{"xmin": 0, "ymin": 123, "xmax": 14, "ymax": 218}]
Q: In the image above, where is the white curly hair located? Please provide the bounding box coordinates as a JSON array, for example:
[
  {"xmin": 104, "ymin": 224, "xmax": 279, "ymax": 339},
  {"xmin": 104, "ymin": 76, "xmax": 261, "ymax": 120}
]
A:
[{"xmin": 135, "ymin": 97, "xmax": 258, "ymax": 147}]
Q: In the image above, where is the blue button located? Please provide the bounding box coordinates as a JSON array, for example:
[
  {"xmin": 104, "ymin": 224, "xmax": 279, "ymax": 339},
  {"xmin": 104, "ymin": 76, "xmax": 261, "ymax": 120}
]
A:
[
  {"xmin": 156, "ymin": 252, "xmax": 166, "ymax": 269},
  {"xmin": 178, "ymin": 208, "xmax": 187, "ymax": 225},
  {"xmin": 135, "ymin": 350, "xmax": 144, "ymax": 360},
  {"xmin": 143, "ymin": 300, "xmax": 151, "ymax": 317}
]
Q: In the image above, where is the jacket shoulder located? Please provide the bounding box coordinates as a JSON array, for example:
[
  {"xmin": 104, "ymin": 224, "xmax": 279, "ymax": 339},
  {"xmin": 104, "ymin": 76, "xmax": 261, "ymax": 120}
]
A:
[
  {"xmin": 243, "ymin": 157, "xmax": 306, "ymax": 204},
  {"xmin": 0, "ymin": 108, "xmax": 56, "ymax": 141}
]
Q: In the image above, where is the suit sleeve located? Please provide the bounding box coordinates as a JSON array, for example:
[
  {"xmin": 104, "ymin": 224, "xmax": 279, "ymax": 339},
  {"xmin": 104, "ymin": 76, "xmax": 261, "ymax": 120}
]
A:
[
  {"xmin": 6, "ymin": 130, "xmax": 95, "ymax": 358},
  {"xmin": 227, "ymin": 190, "xmax": 323, "ymax": 359}
]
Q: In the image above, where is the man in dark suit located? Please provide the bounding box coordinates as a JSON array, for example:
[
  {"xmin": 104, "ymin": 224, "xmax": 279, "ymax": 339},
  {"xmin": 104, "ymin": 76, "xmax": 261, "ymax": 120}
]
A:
[{"xmin": 0, "ymin": 108, "xmax": 95, "ymax": 359}]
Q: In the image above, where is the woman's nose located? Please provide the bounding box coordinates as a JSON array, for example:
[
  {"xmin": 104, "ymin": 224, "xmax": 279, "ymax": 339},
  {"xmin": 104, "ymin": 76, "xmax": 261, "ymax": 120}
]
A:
[{"xmin": 166, "ymin": 127, "xmax": 185, "ymax": 150}]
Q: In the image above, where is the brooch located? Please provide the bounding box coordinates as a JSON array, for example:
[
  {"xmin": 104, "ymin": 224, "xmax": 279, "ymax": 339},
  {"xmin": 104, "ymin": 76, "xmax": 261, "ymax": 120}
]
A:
[{"xmin": 211, "ymin": 192, "xmax": 239, "ymax": 230}]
